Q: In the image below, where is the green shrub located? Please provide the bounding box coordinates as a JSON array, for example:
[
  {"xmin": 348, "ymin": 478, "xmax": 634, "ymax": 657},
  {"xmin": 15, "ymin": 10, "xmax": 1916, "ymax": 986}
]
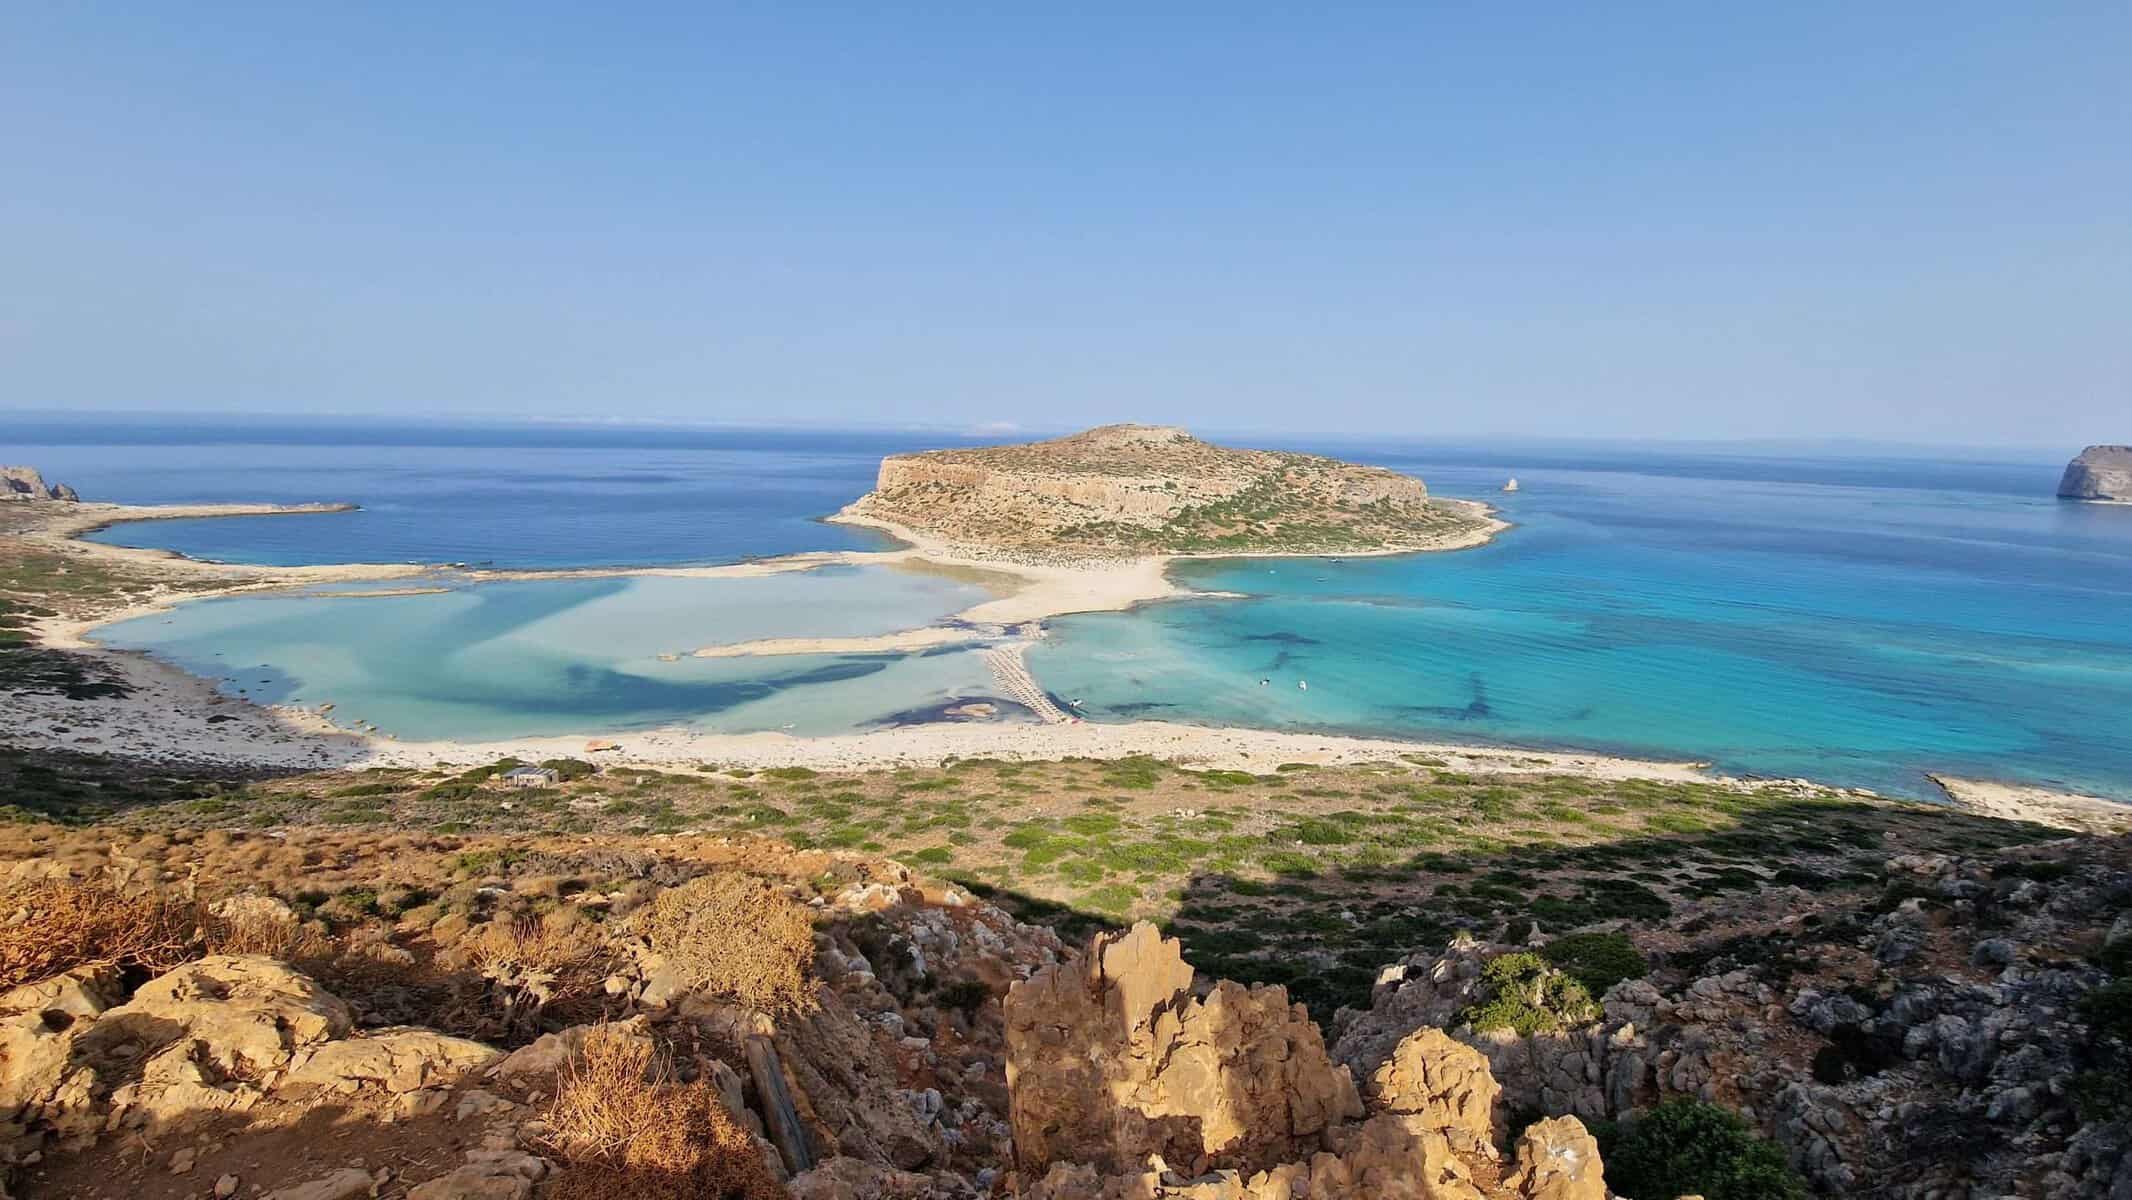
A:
[
  {"xmin": 1540, "ymin": 932, "xmax": 1647, "ymax": 996},
  {"xmin": 1100, "ymin": 756, "xmax": 1164, "ymax": 789},
  {"xmin": 1600, "ymin": 1099, "xmax": 1804, "ymax": 1200},
  {"xmin": 1458, "ymin": 952, "xmax": 1598, "ymax": 1035},
  {"xmin": 1269, "ymin": 819, "xmax": 1357, "ymax": 846},
  {"xmin": 935, "ymin": 978, "xmax": 990, "ymax": 1015},
  {"xmin": 2071, "ymin": 1069, "xmax": 2132, "ymax": 1121},
  {"xmin": 539, "ymin": 758, "xmax": 598, "ymax": 781},
  {"xmin": 2099, "ymin": 936, "xmax": 2132, "ymax": 978},
  {"xmin": 2080, "ymin": 978, "xmax": 2132, "ymax": 1045}
]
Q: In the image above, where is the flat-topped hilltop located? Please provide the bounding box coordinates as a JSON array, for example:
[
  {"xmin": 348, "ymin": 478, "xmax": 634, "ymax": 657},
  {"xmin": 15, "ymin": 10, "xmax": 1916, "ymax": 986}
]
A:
[
  {"xmin": 837, "ymin": 423, "xmax": 1495, "ymax": 558},
  {"xmin": 2059, "ymin": 444, "xmax": 2132, "ymax": 502}
]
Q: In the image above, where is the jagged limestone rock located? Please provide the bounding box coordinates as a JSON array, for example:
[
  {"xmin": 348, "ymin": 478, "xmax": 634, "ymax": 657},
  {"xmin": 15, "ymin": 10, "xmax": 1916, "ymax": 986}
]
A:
[
  {"xmin": 0, "ymin": 467, "xmax": 76, "ymax": 502},
  {"xmin": 1005, "ymin": 922, "xmax": 1363, "ymax": 1178},
  {"xmin": 1502, "ymin": 1116, "xmax": 1607, "ymax": 1200},
  {"xmin": 1368, "ymin": 1027, "xmax": 1503, "ymax": 1155}
]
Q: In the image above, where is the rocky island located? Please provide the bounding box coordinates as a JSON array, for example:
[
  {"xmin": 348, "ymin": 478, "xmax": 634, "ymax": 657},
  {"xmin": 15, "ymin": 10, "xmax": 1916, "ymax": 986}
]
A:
[
  {"xmin": 834, "ymin": 424, "xmax": 1497, "ymax": 560},
  {"xmin": 2059, "ymin": 445, "xmax": 2132, "ymax": 502},
  {"xmin": 0, "ymin": 466, "xmax": 78, "ymax": 503}
]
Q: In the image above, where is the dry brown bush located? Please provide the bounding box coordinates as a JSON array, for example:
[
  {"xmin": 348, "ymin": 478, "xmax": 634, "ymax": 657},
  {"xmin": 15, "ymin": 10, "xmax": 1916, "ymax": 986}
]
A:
[
  {"xmin": 636, "ymin": 873, "xmax": 816, "ymax": 1014},
  {"xmin": 205, "ymin": 902, "xmax": 329, "ymax": 961},
  {"xmin": 0, "ymin": 879, "xmax": 202, "ymax": 991},
  {"xmin": 543, "ymin": 1023, "xmax": 785, "ymax": 1200},
  {"xmin": 469, "ymin": 913, "xmax": 608, "ymax": 1039}
]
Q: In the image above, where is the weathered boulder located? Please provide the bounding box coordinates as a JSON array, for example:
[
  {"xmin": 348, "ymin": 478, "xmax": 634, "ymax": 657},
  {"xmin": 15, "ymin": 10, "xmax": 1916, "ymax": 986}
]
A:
[
  {"xmin": 261, "ymin": 1168, "xmax": 378, "ymax": 1200},
  {"xmin": 1367, "ymin": 1027, "xmax": 1502, "ymax": 1154},
  {"xmin": 404, "ymin": 1148, "xmax": 545, "ymax": 1200},
  {"xmin": 1502, "ymin": 1116, "xmax": 1606, "ymax": 1200},
  {"xmin": 785, "ymin": 1155, "xmax": 942, "ymax": 1199},
  {"xmin": 91, "ymin": 955, "xmax": 354, "ymax": 1078},
  {"xmin": 284, "ymin": 1027, "xmax": 503, "ymax": 1094},
  {"xmin": 1004, "ymin": 923, "xmax": 1362, "ymax": 1179},
  {"xmin": 2059, "ymin": 445, "xmax": 2132, "ymax": 501},
  {"xmin": 0, "ymin": 967, "xmax": 122, "ymax": 1152},
  {"xmin": 1307, "ymin": 1113, "xmax": 1489, "ymax": 1199},
  {"xmin": 76, "ymin": 955, "xmax": 354, "ymax": 1131},
  {"xmin": 1022, "ymin": 1113, "xmax": 1491, "ymax": 1199}
]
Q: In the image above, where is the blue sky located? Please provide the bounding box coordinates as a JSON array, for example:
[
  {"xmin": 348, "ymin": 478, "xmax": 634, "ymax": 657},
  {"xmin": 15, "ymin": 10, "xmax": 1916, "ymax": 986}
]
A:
[{"xmin": 3, "ymin": 3, "xmax": 2126, "ymax": 444}]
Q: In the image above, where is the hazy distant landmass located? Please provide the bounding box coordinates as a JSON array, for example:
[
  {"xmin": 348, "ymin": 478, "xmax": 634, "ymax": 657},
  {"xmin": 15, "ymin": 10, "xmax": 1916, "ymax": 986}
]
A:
[{"xmin": 834, "ymin": 423, "xmax": 1494, "ymax": 558}]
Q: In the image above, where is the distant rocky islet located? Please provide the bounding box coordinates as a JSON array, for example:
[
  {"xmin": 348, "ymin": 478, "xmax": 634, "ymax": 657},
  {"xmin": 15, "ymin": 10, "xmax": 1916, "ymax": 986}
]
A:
[
  {"xmin": 0, "ymin": 465, "xmax": 79, "ymax": 502},
  {"xmin": 2059, "ymin": 445, "xmax": 2132, "ymax": 502}
]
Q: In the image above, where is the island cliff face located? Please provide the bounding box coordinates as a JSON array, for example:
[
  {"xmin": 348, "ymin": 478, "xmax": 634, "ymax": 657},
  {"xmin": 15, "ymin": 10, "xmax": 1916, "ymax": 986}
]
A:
[
  {"xmin": 2059, "ymin": 445, "xmax": 2132, "ymax": 502},
  {"xmin": 838, "ymin": 424, "xmax": 1487, "ymax": 558},
  {"xmin": 0, "ymin": 466, "xmax": 78, "ymax": 502}
]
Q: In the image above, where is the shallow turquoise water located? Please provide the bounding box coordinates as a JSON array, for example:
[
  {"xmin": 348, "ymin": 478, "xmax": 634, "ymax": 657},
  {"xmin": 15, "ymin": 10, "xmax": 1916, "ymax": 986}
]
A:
[
  {"xmin": 95, "ymin": 567, "xmax": 1005, "ymax": 739},
  {"xmin": 35, "ymin": 419, "xmax": 2132, "ymax": 802},
  {"xmin": 1030, "ymin": 466, "xmax": 2132, "ymax": 800}
]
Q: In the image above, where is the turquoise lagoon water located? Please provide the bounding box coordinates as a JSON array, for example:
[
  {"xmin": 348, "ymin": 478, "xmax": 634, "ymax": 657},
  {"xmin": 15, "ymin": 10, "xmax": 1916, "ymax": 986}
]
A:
[
  {"xmin": 1031, "ymin": 465, "xmax": 2132, "ymax": 800},
  {"xmin": 93, "ymin": 566, "xmax": 1007, "ymax": 740},
  {"xmin": 18, "ymin": 417, "xmax": 2132, "ymax": 801}
]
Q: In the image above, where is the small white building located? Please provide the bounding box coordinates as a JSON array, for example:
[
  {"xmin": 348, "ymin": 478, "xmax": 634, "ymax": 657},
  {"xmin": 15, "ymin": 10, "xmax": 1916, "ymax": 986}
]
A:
[{"xmin": 500, "ymin": 766, "xmax": 561, "ymax": 789}]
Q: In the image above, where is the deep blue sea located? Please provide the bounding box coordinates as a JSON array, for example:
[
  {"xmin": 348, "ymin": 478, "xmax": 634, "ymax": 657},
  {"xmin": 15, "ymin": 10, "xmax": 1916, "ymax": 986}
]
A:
[{"xmin": 11, "ymin": 416, "xmax": 2130, "ymax": 801}]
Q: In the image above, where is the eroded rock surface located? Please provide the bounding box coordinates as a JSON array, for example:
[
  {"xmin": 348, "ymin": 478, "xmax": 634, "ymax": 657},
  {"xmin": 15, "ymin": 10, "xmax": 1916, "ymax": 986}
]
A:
[
  {"xmin": 2059, "ymin": 445, "xmax": 2132, "ymax": 501},
  {"xmin": 1007, "ymin": 923, "xmax": 1627, "ymax": 1200},
  {"xmin": 1005, "ymin": 922, "xmax": 1362, "ymax": 1178},
  {"xmin": 0, "ymin": 468, "xmax": 77, "ymax": 502}
]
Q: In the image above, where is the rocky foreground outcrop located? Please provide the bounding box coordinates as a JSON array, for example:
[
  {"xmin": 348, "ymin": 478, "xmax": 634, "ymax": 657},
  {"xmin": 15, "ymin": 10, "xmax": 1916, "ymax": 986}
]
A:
[
  {"xmin": 2059, "ymin": 446, "xmax": 2132, "ymax": 502},
  {"xmin": 5, "ymin": 827, "xmax": 2130, "ymax": 1199},
  {"xmin": 1005, "ymin": 923, "xmax": 1619, "ymax": 1200},
  {"xmin": 0, "ymin": 865, "xmax": 1063, "ymax": 1200},
  {"xmin": 1326, "ymin": 843, "xmax": 2132, "ymax": 1199},
  {"xmin": 0, "ymin": 468, "xmax": 76, "ymax": 503}
]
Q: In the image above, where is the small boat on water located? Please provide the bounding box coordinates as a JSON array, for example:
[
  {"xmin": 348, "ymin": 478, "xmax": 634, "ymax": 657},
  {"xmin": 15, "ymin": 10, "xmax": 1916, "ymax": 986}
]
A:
[{"xmin": 1503, "ymin": 477, "xmax": 1520, "ymax": 492}]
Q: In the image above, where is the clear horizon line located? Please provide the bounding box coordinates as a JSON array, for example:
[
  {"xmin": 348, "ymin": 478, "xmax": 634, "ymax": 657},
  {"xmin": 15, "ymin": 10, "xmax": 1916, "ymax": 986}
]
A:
[{"xmin": 0, "ymin": 405, "xmax": 2085, "ymax": 459}]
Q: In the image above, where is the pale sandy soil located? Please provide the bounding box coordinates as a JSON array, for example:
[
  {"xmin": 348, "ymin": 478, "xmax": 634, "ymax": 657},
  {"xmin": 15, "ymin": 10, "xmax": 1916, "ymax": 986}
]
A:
[
  {"xmin": 689, "ymin": 624, "xmax": 1014, "ymax": 658},
  {"xmin": 1931, "ymin": 775, "xmax": 2132, "ymax": 835}
]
